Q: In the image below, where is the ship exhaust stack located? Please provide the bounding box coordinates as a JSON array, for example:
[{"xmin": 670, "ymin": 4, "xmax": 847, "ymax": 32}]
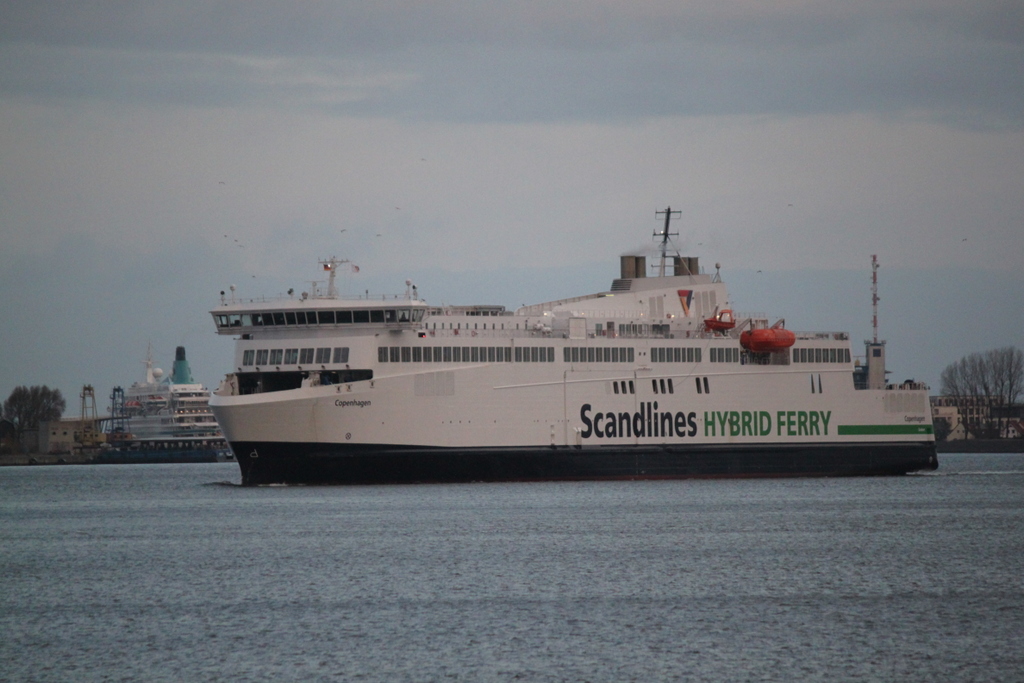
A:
[
  {"xmin": 171, "ymin": 346, "xmax": 194, "ymax": 384},
  {"xmin": 674, "ymin": 256, "xmax": 699, "ymax": 276},
  {"xmin": 620, "ymin": 255, "xmax": 647, "ymax": 279}
]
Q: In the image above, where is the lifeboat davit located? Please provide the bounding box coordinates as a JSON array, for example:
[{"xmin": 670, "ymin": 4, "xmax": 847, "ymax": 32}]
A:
[
  {"xmin": 739, "ymin": 321, "xmax": 796, "ymax": 352},
  {"xmin": 704, "ymin": 308, "xmax": 736, "ymax": 332}
]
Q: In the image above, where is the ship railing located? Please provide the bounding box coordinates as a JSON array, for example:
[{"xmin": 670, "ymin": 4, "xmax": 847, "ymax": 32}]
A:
[
  {"xmin": 794, "ymin": 331, "xmax": 850, "ymax": 340},
  {"xmin": 514, "ymin": 293, "xmax": 610, "ymax": 317}
]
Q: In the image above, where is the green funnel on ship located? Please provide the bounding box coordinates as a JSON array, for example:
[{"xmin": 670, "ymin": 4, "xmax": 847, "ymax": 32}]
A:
[{"xmin": 171, "ymin": 346, "xmax": 194, "ymax": 384}]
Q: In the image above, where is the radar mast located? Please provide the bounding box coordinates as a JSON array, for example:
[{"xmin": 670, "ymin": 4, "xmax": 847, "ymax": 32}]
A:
[{"xmin": 653, "ymin": 206, "xmax": 681, "ymax": 276}]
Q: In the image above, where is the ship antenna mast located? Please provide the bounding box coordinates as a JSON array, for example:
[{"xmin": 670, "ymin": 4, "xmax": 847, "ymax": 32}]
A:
[
  {"xmin": 654, "ymin": 206, "xmax": 681, "ymax": 276},
  {"xmin": 871, "ymin": 254, "xmax": 880, "ymax": 343},
  {"xmin": 319, "ymin": 256, "xmax": 349, "ymax": 298}
]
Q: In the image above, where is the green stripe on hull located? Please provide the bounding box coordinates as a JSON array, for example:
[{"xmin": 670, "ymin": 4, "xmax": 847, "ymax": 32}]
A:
[{"xmin": 838, "ymin": 424, "xmax": 934, "ymax": 436}]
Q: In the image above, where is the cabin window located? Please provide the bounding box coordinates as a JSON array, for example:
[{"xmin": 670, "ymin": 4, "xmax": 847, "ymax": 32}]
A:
[
  {"xmin": 269, "ymin": 349, "xmax": 283, "ymax": 364},
  {"xmin": 401, "ymin": 347, "xmax": 411, "ymax": 362},
  {"xmin": 378, "ymin": 347, "xmax": 388, "ymax": 362},
  {"xmin": 389, "ymin": 347, "xmax": 400, "ymax": 363},
  {"xmin": 652, "ymin": 379, "xmax": 659, "ymax": 393},
  {"xmin": 660, "ymin": 379, "xmax": 667, "ymax": 394},
  {"xmin": 668, "ymin": 378, "xmax": 674, "ymax": 393},
  {"xmin": 256, "ymin": 350, "xmax": 269, "ymax": 365},
  {"xmin": 488, "ymin": 347, "xmax": 496, "ymax": 362},
  {"xmin": 413, "ymin": 347, "xmax": 422, "ymax": 362},
  {"xmin": 284, "ymin": 349, "xmax": 298, "ymax": 364},
  {"xmin": 443, "ymin": 347, "xmax": 452, "ymax": 362},
  {"xmin": 696, "ymin": 377, "xmax": 702, "ymax": 394},
  {"xmin": 614, "ymin": 382, "xmax": 620, "ymax": 394},
  {"xmin": 242, "ymin": 350, "xmax": 255, "ymax": 366},
  {"xmin": 703, "ymin": 377, "xmax": 710, "ymax": 394},
  {"xmin": 333, "ymin": 348, "xmax": 349, "ymax": 364}
]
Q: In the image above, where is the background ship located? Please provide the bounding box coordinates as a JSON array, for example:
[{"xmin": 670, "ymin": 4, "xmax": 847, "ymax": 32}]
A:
[{"xmin": 101, "ymin": 346, "xmax": 232, "ymax": 463}]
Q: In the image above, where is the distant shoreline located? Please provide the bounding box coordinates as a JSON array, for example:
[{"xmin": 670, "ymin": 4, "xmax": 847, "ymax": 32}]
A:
[
  {"xmin": 3, "ymin": 442, "xmax": 1022, "ymax": 467},
  {"xmin": 936, "ymin": 440, "xmax": 1024, "ymax": 454}
]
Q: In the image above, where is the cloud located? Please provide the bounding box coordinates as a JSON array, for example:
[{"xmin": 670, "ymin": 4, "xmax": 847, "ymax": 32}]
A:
[{"xmin": 1, "ymin": 2, "xmax": 1021, "ymax": 126}]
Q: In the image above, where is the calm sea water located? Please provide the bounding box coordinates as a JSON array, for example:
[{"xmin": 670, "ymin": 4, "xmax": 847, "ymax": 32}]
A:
[{"xmin": 2, "ymin": 454, "xmax": 1022, "ymax": 682}]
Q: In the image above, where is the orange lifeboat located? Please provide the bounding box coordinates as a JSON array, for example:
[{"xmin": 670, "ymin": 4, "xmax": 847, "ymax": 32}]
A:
[
  {"xmin": 739, "ymin": 321, "xmax": 796, "ymax": 352},
  {"xmin": 704, "ymin": 308, "xmax": 736, "ymax": 333}
]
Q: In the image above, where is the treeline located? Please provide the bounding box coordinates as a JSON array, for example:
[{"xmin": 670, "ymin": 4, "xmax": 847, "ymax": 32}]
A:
[
  {"xmin": 1, "ymin": 386, "xmax": 66, "ymax": 454},
  {"xmin": 940, "ymin": 346, "xmax": 1024, "ymax": 439}
]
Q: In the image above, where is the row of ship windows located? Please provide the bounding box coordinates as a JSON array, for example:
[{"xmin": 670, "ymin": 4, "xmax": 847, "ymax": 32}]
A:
[
  {"xmin": 379, "ymin": 346, "xmax": 560, "ymax": 363},
  {"xmin": 643, "ymin": 378, "xmax": 708, "ymax": 395},
  {"xmin": 379, "ymin": 346, "xmax": 640, "ymax": 364},
  {"xmin": 242, "ymin": 347, "xmax": 350, "ymax": 366},
  {"xmin": 240, "ymin": 345, "xmax": 850, "ymax": 368},
  {"xmin": 627, "ymin": 378, "xmax": 711, "ymax": 395},
  {"xmin": 218, "ymin": 309, "xmax": 426, "ymax": 328},
  {"xmin": 563, "ymin": 347, "xmax": 637, "ymax": 363},
  {"xmin": 794, "ymin": 348, "xmax": 850, "ymax": 363},
  {"xmin": 650, "ymin": 347, "xmax": 704, "ymax": 363}
]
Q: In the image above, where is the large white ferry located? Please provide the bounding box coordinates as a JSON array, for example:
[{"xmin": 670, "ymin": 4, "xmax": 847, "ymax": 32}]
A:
[{"xmin": 209, "ymin": 210, "xmax": 937, "ymax": 485}]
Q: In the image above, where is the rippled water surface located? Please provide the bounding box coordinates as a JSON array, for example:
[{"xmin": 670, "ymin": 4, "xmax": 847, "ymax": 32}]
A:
[{"xmin": 2, "ymin": 454, "xmax": 1023, "ymax": 681}]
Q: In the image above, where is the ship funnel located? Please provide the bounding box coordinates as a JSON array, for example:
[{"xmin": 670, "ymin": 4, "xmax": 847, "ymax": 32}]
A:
[
  {"xmin": 620, "ymin": 255, "xmax": 647, "ymax": 279},
  {"xmin": 171, "ymin": 346, "xmax": 194, "ymax": 384},
  {"xmin": 674, "ymin": 257, "xmax": 699, "ymax": 276}
]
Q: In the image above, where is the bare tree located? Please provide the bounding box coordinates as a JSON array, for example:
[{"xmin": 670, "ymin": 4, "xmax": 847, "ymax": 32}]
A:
[
  {"xmin": 940, "ymin": 347, "xmax": 1024, "ymax": 438},
  {"xmin": 2, "ymin": 386, "xmax": 66, "ymax": 438}
]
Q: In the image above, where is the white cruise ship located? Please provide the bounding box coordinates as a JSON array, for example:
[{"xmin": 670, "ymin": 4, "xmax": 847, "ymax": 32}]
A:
[
  {"xmin": 209, "ymin": 209, "xmax": 937, "ymax": 485},
  {"xmin": 105, "ymin": 346, "xmax": 229, "ymax": 462}
]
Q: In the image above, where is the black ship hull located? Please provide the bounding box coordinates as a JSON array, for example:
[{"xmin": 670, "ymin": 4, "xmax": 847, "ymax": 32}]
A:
[{"xmin": 230, "ymin": 440, "xmax": 938, "ymax": 486}]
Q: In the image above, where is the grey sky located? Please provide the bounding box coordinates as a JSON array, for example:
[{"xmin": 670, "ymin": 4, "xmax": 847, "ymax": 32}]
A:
[{"xmin": 1, "ymin": 1, "xmax": 1022, "ymax": 405}]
